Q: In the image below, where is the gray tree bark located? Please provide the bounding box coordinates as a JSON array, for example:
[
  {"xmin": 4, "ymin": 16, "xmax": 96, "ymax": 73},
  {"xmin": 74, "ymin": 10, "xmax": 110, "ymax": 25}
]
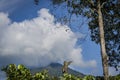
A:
[
  {"xmin": 97, "ymin": 0, "xmax": 109, "ymax": 80},
  {"xmin": 62, "ymin": 61, "xmax": 72, "ymax": 73}
]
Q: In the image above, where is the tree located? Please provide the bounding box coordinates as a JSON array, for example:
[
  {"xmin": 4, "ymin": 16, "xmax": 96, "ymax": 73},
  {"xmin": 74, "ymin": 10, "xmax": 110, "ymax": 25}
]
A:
[
  {"xmin": 1, "ymin": 64, "xmax": 32, "ymax": 80},
  {"xmin": 88, "ymin": 0, "xmax": 120, "ymax": 71},
  {"xmin": 34, "ymin": 0, "xmax": 120, "ymax": 79},
  {"xmin": 50, "ymin": 0, "xmax": 120, "ymax": 80},
  {"xmin": 1, "ymin": 64, "xmax": 120, "ymax": 80},
  {"xmin": 1, "ymin": 64, "xmax": 51, "ymax": 80},
  {"xmin": 62, "ymin": 61, "xmax": 72, "ymax": 73},
  {"xmin": 97, "ymin": 1, "xmax": 109, "ymax": 80}
]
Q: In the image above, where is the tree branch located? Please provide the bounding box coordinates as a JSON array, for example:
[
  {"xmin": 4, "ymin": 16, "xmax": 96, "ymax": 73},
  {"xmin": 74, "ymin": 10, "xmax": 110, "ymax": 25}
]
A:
[
  {"xmin": 101, "ymin": 2, "xmax": 107, "ymax": 8},
  {"xmin": 88, "ymin": 0, "xmax": 97, "ymax": 13}
]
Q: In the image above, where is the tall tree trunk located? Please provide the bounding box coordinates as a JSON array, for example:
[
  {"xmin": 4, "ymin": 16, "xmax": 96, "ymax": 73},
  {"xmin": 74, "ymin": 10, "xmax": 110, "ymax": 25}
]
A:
[{"xmin": 97, "ymin": 0, "xmax": 109, "ymax": 80}]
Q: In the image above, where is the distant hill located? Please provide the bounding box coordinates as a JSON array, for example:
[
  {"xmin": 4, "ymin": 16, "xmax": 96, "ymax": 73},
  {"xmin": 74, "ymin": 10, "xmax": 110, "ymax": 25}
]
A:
[{"xmin": 30, "ymin": 63, "xmax": 85, "ymax": 78}]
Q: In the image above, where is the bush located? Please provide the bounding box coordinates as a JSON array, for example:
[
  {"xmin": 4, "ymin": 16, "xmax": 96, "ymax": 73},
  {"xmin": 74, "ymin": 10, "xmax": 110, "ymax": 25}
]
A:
[
  {"xmin": 83, "ymin": 75, "xmax": 95, "ymax": 80},
  {"xmin": 1, "ymin": 64, "xmax": 32, "ymax": 80},
  {"xmin": 33, "ymin": 70, "xmax": 50, "ymax": 80},
  {"xmin": 60, "ymin": 73, "xmax": 82, "ymax": 80},
  {"xmin": 1, "ymin": 64, "xmax": 120, "ymax": 80}
]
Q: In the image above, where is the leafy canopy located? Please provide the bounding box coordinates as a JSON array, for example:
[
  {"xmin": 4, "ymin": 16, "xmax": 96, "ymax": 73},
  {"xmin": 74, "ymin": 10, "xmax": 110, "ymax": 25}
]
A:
[{"xmin": 52, "ymin": 0, "xmax": 120, "ymax": 70}]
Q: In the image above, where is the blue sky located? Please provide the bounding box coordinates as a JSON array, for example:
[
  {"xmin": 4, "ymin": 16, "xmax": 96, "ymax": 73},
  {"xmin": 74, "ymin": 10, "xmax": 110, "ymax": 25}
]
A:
[{"xmin": 0, "ymin": 0, "xmax": 119, "ymax": 78}]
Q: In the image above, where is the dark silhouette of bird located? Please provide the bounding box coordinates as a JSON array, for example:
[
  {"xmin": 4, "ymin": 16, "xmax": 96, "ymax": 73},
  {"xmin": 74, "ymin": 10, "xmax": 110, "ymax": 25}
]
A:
[{"xmin": 65, "ymin": 29, "xmax": 69, "ymax": 32}]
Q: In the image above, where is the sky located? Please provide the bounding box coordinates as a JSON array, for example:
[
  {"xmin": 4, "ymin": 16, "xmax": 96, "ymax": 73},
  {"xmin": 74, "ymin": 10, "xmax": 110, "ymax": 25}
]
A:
[{"xmin": 0, "ymin": 0, "xmax": 119, "ymax": 79}]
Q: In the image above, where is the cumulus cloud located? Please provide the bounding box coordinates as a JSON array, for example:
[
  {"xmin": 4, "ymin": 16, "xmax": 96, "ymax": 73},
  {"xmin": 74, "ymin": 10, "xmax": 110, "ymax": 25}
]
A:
[{"xmin": 0, "ymin": 8, "xmax": 96, "ymax": 68}]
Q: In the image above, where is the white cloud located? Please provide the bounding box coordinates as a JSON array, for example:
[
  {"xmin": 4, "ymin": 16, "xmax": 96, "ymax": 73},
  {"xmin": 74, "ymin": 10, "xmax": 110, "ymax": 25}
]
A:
[
  {"xmin": 0, "ymin": 12, "xmax": 11, "ymax": 26},
  {"xmin": 0, "ymin": 8, "xmax": 96, "ymax": 68}
]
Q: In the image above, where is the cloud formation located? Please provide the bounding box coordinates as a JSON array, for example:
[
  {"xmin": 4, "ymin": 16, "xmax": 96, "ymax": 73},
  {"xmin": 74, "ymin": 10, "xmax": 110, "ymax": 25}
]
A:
[{"xmin": 0, "ymin": 8, "xmax": 96, "ymax": 68}]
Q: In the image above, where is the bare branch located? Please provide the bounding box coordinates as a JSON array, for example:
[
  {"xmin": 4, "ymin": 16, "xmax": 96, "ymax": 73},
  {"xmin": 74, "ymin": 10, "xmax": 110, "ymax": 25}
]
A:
[
  {"xmin": 101, "ymin": 2, "xmax": 107, "ymax": 8},
  {"xmin": 88, "ymin": 0, "xmax": 97, "ymax": 12},
  {"xmin": 88, "ymin": 0, "xmax": 95, "ymax": 7}
]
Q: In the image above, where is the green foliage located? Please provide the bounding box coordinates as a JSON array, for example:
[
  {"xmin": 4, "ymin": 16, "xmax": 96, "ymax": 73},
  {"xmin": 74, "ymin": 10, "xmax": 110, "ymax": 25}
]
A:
[
  {"xmin": 114, "ymin": 74, "xmax": 120, "ymax": 80},
  {"xmin": 1, "ymin": 64, "xmax": 120, "ymax": 80},
  {"xmin": 88, "ymin": 0, "xmax": 120, "ymax": 70},
  {"xmin": 31, "ymin": 63, "xmax": 84, "ymax": 78},
  {"xmin": 109, "ymin": 74, "xmax": 120, "ymax": 80},
  {"xmin": 33, "ymin": 70, "xmax": 50, "ymax": 80},
  {"xmin": 83, "ymin": 75, "xmax": 95, "ymax": 80},
  {"xmin": 33, "ymin": 1, "xmax": 120, "ymax": 76},
  {"xmin": 96, "ymin": 75, "xmax": 120, "ymax": 80},
  {"xmin": 51, "ymin": 0, "xmax": 120, "ymax": 70},
  {"xmin": 60, "ymin": 73, "xmax": 82, "ymax": 80},
  {"xmin": 1, "ymin": 64, "xmax": 32, "ymax": 80},
  {"xmin": 95, "ymin": 76, "xmax": 104, "ymax": 80}
]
